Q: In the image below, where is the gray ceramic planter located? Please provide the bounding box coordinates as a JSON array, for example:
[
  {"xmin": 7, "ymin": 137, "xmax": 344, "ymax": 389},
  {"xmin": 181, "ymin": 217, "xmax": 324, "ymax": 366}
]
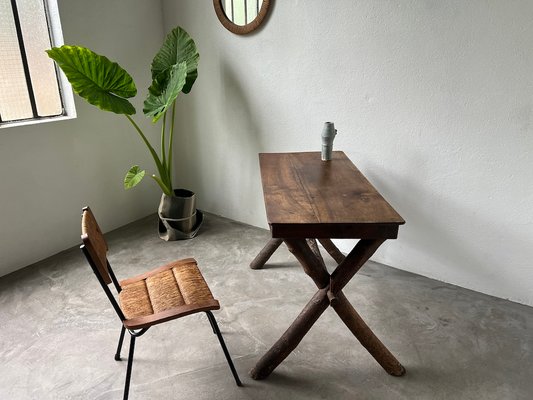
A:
[{"xmin": 158, "ymin": 189, "xmax": 203, "ymax": 241}]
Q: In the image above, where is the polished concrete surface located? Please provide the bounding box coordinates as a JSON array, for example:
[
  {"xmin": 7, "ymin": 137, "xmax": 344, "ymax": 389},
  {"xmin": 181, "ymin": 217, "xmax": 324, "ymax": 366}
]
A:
[{"xmin": 1, "ymin": 213, "xmax": 532, "ymax": 399}]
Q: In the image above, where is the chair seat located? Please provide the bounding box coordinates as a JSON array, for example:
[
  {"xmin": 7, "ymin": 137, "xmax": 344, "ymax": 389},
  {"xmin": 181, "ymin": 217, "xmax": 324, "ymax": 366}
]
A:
[{"xmin": 118, "ymin": 258, "xmax": 220, "ymax": 329}]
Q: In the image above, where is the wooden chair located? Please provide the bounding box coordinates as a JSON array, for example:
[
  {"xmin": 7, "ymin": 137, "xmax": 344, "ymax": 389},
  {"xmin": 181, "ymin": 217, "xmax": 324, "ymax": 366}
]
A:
[{"xmin": 80, "ymin": 206, "xmax": 241, "ymax": 399}]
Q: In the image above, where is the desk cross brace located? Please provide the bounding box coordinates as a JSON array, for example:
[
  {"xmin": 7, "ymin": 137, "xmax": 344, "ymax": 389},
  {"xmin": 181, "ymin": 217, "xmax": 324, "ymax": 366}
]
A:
[{"xmin": 250, "ymin": 238, "xmax": 406, "ymax": 380}]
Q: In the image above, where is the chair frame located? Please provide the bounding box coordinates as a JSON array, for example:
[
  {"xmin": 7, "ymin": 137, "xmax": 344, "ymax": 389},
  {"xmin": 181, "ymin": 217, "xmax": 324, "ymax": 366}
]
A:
[{"xmin": 80, "ymin": 207, "xmax": 241, "ymax": 400}]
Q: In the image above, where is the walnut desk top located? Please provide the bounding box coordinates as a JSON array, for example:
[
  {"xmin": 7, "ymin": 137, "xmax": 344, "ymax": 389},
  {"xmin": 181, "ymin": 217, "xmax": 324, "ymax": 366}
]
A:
[{"xmin": 259, "ymin": 151, "xmax": 404, "ymax": 239}]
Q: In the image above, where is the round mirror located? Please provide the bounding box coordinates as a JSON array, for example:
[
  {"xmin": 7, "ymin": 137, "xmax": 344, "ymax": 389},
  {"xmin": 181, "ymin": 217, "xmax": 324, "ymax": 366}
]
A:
[{"xmin": 213, "ymin": 0, "xmax": 271, "ymax": 35}]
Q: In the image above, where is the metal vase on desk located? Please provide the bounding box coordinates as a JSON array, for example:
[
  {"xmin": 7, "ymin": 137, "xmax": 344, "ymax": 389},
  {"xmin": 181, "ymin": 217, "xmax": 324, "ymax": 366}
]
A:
[{"xmin": 321, "ymin": 122, "xmax": 337, "ymax": 161}]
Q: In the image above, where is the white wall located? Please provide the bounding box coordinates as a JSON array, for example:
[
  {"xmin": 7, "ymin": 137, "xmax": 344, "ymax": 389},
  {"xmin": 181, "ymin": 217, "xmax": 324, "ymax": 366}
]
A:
[
  {"xmin": 161, "ymin": 1, "xmax": 533, "ymax": 305},
  {"xmin": 2, "ymin": 0, "xmax": 531, "ymax": 307},
  {"xmin": 0, "ymin": 0, "xmax": 165, "ymax": 276}
]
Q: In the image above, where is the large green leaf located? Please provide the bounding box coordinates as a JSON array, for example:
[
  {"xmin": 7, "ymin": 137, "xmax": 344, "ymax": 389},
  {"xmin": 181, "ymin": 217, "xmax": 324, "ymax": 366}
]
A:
[
  {"xmin": 143, "ymin": 62, "xmax": 187, "ymax": 123},
  {"xmin": 46, "ymin": 46, "xmax": 137, "ymax": 115},
  {"xmin": 124, "ymin": 165, "xmax": 145, "ymax": 189},
  {"xmin": 148, "ymin": 26, "xmax": 199, "ymax": 97}
]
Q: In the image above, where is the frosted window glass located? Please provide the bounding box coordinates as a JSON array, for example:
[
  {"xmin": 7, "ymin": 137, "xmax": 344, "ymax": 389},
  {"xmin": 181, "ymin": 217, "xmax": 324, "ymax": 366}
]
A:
[
  {"xmin": 0, "ymin": 0, "xmax": 33, "ymax": 121},
  {"xmin": 246, "ymin": 0, "xmax": 258, "ymax": 23},
  {"xmin": 223, "ymin": 0, "xmax": 233, "ymax": 20},
  {"xmin": 233, "ymin": 0, "xmax": 245, "ymax": 26},
  {"xmin": 17, "ymin": 0, "xmax": 62, "ymax": 117},
  {"xmin": 223, "ymin": 0, "xmax": 261, "ymax": 26}
]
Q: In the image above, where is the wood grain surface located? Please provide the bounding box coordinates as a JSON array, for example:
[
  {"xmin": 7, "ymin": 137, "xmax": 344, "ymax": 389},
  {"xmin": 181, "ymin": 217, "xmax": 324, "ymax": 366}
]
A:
[{"xmin": 259, "ymin": 152, "xmax": 404, "ymax": 238}]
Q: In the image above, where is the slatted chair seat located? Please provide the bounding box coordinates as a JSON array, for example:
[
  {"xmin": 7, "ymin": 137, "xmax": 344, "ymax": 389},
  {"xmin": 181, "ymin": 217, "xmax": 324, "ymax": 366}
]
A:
[
  {"xmin": 119, "ymin": 258, "xmax": 220, "ymax": 329},
  {"xmin": 79, "ymin": 207, "xmax": 241, "ymax": 400}
]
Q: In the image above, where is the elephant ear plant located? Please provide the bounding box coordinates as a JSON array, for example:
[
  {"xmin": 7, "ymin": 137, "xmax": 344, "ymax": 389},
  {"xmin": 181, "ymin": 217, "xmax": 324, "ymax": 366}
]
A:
[{"xmin": 46, "ymin": 26, "xmax": 199, "ymax": 197}]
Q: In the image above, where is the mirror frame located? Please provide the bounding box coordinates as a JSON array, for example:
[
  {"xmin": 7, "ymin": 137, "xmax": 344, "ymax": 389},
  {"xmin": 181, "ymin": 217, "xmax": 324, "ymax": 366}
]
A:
[{"xmin": 213, "ymin": 0, "xmax": 271, "ymax": 35}]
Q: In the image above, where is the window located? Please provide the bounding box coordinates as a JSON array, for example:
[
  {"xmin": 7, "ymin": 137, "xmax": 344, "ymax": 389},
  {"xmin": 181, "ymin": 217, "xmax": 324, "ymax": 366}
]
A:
[
  {"xmin": 0, "ymin": 0, "xmax": 75, "ymax": 127},
  {"xmin": 223, "ymin": 0, "xmax": 261, "ymax": 26}
]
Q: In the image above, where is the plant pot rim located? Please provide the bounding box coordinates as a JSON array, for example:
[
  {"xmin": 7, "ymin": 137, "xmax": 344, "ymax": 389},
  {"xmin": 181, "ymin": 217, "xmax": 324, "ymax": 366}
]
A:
[{"xmin": 164, "ymin": 188, "xmax": 195, "ymax": 198}]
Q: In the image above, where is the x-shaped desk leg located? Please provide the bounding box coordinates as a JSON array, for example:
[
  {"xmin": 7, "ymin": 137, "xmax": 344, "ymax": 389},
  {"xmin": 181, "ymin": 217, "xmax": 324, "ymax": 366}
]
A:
[{"xmin": 250, "ymin": 238, "xmax": 405, "ymax": 380}]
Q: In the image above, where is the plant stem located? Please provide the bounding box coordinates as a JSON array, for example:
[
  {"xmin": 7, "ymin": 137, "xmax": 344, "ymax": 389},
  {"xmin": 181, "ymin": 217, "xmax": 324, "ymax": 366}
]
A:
[
  {"xmin": 151, "ymin": 175, "xmax": 170, "ymax": 194},
  {"xmin": 168, "ymin": 101, "xmax": 176, "ymax": 185},
  {"xmin": 124, "ymin": 115, "xmax": 172, "ymax": 195},
  {"xmin": 161, "ymin": 112, "xmax": 167, "ymax": 168}
]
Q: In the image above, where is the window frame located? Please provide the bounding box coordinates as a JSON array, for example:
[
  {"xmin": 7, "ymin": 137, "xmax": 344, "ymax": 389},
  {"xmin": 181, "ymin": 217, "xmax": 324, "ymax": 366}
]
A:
[{"xmin": 0, "ymin": 0, "xmax": 76, "ymax": 129}]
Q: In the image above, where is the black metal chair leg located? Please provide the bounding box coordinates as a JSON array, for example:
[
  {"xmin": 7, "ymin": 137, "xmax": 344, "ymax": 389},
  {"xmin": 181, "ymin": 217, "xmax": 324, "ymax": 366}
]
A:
[
  {"xmin": 115, "ymin": 326, "xmax": 126, "ymax": 361},
  {"xmin": 207, "ymin": 312, "xmax": 217, "ymax": 334},
  {"xmin": 205, "ymin": 311, "xmax": 242, "ymax": 386},
  {"xmin": 123, "ymin": 334, "xmax": 136, "ymax": 400}
]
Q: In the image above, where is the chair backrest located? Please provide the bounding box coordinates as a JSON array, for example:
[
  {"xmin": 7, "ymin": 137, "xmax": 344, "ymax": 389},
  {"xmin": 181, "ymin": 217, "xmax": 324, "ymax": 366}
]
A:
[{"xmin": 81, "ymin": 206, "xmax": 112, "ymax": 285}]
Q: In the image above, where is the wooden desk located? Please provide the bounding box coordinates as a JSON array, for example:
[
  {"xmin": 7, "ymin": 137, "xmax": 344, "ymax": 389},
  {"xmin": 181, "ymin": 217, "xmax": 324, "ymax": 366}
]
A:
[{"xmin": 250, "ymin": 151, "xmax": 406, "ymax": 380}]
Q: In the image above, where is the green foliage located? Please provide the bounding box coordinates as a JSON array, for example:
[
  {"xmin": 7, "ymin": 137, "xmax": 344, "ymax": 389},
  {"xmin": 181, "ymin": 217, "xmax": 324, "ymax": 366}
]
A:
[
  {"xmin": 144, "ymin": 62, "xmax": 187, "ymax": 123},
  {"xmin": 149, "ymin": 26, "xmax": 199, "ymax": 96},
  {"xmin": 46, "ymin": 46, "xmax": 136, "ymax": 115},
  {"xmin": 124, "ymin": 165, "xmax": 146, "ymax": 189},
  {"xmin": 47, "ymin": 26, "xmax": 199, "ymax": 196}
]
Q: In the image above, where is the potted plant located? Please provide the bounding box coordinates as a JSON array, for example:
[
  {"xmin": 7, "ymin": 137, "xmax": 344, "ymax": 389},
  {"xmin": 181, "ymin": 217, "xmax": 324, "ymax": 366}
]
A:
[{"xmin": 47, "ymin": 26, "xmax": 202, "ymax": 240}]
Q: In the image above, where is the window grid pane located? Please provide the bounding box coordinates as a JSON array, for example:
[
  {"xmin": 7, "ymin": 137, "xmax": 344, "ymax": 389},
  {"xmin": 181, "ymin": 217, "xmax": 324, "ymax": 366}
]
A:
[
  {"xmin": 17, "ymin": 0, "xmax": 62, "ymax": 117},
  {"xmin": 246, "ymin": 0, "xmax": 258, "ymax": 24},
  {"xmin": 233, "ymin": 0, "xmax": 246, "ymax": 26},
  {"xmin": 0, "ymin": 0, "xmax": 33, "ymax": 122}
]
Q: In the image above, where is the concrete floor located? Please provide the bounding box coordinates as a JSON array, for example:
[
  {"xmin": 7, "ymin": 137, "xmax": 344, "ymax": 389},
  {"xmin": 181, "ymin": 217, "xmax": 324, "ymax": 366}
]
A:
[{"xmin": 1, "ymin": 213, "xmax": 532, "ymax": 400}]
